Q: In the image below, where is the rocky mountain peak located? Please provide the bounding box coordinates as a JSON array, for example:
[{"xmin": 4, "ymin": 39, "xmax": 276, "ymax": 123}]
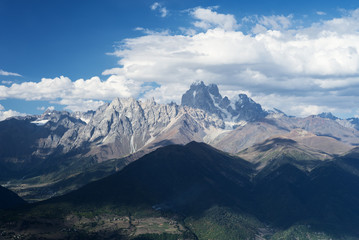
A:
[
  {"xmin": 181, "ymin": 82, "xmax": 267, "ymax": 126},
  {"xmin": 108, "ymin": 97, "xmax": 140, "ymax": 110},
  {"xmin": 317, "ymin": 112, "xmax": 359, "ymax": 131},
  {"xmin": 317, "ymin": 112, "xmax": 339, "ymax": 120},
  {"xmin": 110, "ymin": 97, "xmax": 121, "ymax": 107},
  {"xmin": 230, "ymin": 93, "xmax": 267, "ymax": 122},
  {"xmin": 181, "ymin": 81, "xmax": 223, "ymax": 118},
  {"xmin": 236, "ymin": 94, "xmax": 253, "ymax": 104}
]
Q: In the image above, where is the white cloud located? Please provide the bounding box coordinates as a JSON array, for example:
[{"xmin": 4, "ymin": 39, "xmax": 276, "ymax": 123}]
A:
[
  {"xmin": 252, "ymin": 94, "xmax": 340, "ymax": 117},
  {"xmin": 252, "ymin": 15, "xmax": 293, "ymax": 33},
  {"xmin": 0, "ymin": 75, "xmax": 142, "ymax": 112},
  {"xmin": 4, "ymin": 8, "xmax": 359, "ymax": 117},
  {"xmin": 0, "ymin": 109, "xmax": 26, "ymax": 121},
  {"xmin": 140, "ymin": 83, "xmax": 189, "ymax": 104},
  {"xmin": 37, "ymin": 106, "xmax": 55, "ymax": 111},
  {"xmin": 305, "ymin": 9, "xmax": 359, "ymax": 35},
  {"xmin": 0, "ymin": 104, "xmax": 26, "ymax": 121},
  {"xmin": 133, "ymin": 27, "xmax": 170, "ymax": 35},
  {"xmin": 316, "ymin": 11, "xmax": 327, "ymax": 16},
  {"xmin": 1, "ymin": 80, "xmax": 13, "ymax": 85},
  {"xmin": 100, "ymin": 8, "xmax": 359, "ymax": 117},
  {"xmin": 0, "ymin": 69, "xmax": 21, "ymax": 77},
  {"xmin": 291, "ymin": 105, "xmax": 336, "ymax": 117},
  {"xmin": 59, "ymin": 99, "xmax": 105, "ymax": 112},
  {"xmin": 0, "ymin": 75, "xmax": 142, "ymax": 101},
  {"xmin": 191, "ymin": 7, "xmax": 239, "ymax": 31},
  {"xmin": 151, "ymin": 2, "xmax": 168, "ymax": 17}
]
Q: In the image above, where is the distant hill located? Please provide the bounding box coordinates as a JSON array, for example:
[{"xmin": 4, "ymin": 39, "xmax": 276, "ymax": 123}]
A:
[{"xmin": 56, "ymin": 141, "xmax": 253, "ymax": 214}]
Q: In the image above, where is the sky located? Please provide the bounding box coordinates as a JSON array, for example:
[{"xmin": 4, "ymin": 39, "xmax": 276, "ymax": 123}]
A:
[{"xmin": 1, "ymin": 0, "xmax": 359, "ymax": 120}]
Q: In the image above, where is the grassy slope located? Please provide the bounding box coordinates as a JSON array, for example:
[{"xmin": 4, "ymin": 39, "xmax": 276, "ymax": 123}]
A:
[{"xmin": 1, "ymin": 155, "xmax": 134, "ymax": 202}]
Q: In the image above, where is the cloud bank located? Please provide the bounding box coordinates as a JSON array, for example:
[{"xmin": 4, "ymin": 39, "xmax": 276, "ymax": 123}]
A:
[
  {"xmin": 2, "ymin": 7, "xmax": 359, "ymax": 117},
  {"xmin": 0, "ymin": 75, "xmax": 142, "ymax": 112},
  {"xmin": 104, "ymin": 7, "xmax": 359, "ymax": 117}
]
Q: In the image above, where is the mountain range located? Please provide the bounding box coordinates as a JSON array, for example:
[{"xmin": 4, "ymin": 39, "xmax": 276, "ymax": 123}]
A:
[
  {"xmin": 2, "ymin": 81, "xmax": 359, "ymax": 202},
  {"xmin": 1, "ymin": 82, "xmax": 359, "ymax": 239}
]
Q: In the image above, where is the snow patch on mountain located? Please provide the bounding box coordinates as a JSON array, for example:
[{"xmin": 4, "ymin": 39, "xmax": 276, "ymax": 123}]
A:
[{"xmin": 31, "ymin": 119, "xmax": 50, "ymax": 126}]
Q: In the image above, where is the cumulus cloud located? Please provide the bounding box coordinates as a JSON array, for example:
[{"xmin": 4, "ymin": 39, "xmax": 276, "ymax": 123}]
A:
[
  {"xmin": 0, "ymin": 104, "xmax": 26, "ymax": 121},
  {"xmin": 306, "ymin": 9, "xmax": 359, "ymax": 35},
  {"xmin": 151, "ymin": 2, "xmax": 168, "ymax": 17},
  {"xmin": 0, "ymin": 75, "xmax": 142, "ymax": 111},
  {"xmin": 0, "ymin": 69, "xmax": 21, "ymax": 77},
  {"xmin": 291, "ymin": 105, "xmax": 336, "ymax": 117},
  {"xmin": 101, "ymin": 8, "xmax": 359, "ymax": 117},
  {"xmin": 191, "ymin": 7, "xmax": 239, "ymax": 31},
  {"xmin": 3, "ymin": 7, "xmax": 359, "ymax": 117},
  {"xmin": 59, "ymin": 99, "xmax": 105, "ymax": 112}
]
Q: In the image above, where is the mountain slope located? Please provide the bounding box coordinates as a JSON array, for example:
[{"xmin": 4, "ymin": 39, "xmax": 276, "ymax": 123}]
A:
[
  {"xmin": 238, "ymin": 137, "xmax": 332, "ymax": 171},
  {"xmin": 212, "ymin": 114, "xmax": 359, "ymax": 154},
  {"xmin": 56, "ymin": 142, "xmax": 253, "ymax": 214},
  {"xmin": 2, "ymin": 142, "xmax": 359, "ymax": 238},
  {"xmin": 252, "ymin": 161, "xmax": 359, "ymax": 235},
  {"xmin": 0, "ymin": 185, "xmax": 27, "ymax": 209},
  {"xmin": 59, "ymin": 142, "xmax": 359, "ymax": 236},
  {"xmin": 279, "ymin": 129, "xmax": 353, "ymax": 154},
  {"xmin": 212, "ymin": 117, "xmax": 290, "ymax": 153}
]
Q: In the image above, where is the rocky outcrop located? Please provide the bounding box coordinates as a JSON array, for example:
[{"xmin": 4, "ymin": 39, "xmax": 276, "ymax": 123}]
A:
[{"xmin": 181, "ymin": 81, "xmax": 267, "ymax": 125}]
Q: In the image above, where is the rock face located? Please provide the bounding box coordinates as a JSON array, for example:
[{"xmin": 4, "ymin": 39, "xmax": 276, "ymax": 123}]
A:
[
  {"xmin": 181, "ymin": 82, "xmax": 225, "ymax": 118},
  {"xmin": 69, "ymin": 98, "xmax": 224, "ymax": 161},
  {"xmin": 317, "ymin": 112, "xmax": 359, "ymax": 131},
  {"xmin": 0, "ymin": 97, "xmax": 225, "ymax": 168},
  {"xmin": 181, "ymin": 81, "xmax": 267, "ymax": 124},
  {"xmin": 317, "ymin": 112, "xmax": 338, "ymax": 120}
]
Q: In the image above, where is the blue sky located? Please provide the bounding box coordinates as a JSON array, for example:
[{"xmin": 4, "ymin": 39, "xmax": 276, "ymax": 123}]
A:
[{"xmin": 1, "ymin": 0, "xmax": 359, "ymax": 119}]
